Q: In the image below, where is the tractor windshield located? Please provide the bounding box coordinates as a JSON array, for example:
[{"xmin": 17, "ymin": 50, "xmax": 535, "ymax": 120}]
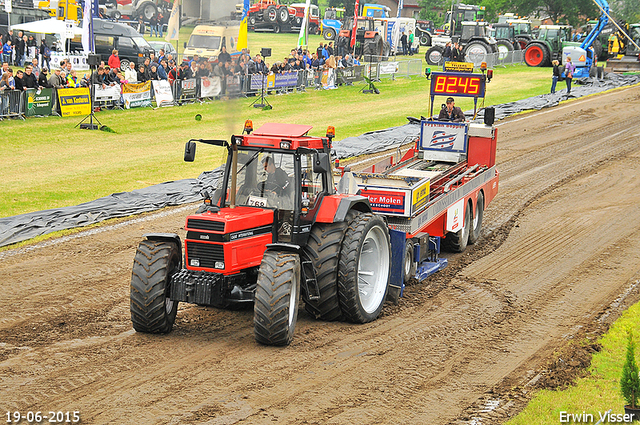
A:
[
  {"xmin": 495, "ymin": 26, "xmax": 513, "ymax": 39},
  {"xmin": 223, "ymin": 149, "xmax": 296, "ymax": 211}
]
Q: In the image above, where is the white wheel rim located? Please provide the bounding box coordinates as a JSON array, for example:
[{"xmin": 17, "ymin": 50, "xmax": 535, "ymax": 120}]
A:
[
  {"xmin": 288, "ymin": 272, "xmax": 298, "ymax": 326},
  {"xmin": 429, "ymin": 50, "xmax": 442, "ymax": 64},
  {"xmin": 465, "ymin": 45, "xmax": 488, "ymax": 65},
  {"xmin": 358, "ymin": 226, "xmax": 389, "ymax": 314},
  {"xmin": 404, "ymin": 245, "xmax": 412, "ymax": 277},
  {"xmin": 497, "ymin": 45, "xmax": 509, "ymax": 60}
]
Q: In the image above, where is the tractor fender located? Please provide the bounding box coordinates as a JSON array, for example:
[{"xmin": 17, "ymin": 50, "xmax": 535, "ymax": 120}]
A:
[
  {"xmin": 315, "ymin": 194, "xmax": 372, "ymax": 224},
  {"xmin": 265, "ymin": 242, "xmax": 301, "ymax": 253},
  {"xmin": 143, "ymin": 233, "xmax": 183, "ymax": 262}
]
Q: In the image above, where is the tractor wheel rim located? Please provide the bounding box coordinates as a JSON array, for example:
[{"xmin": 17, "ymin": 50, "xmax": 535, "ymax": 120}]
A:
[
  {"xmin": 288, "ymin": 270, "xmax": 298, "ymax": 326},
  {"xmin": 358, "ymin": 226, "xmax": 389, "ymax": 313},
  {"xmin": 404, "ymin": 246, "xmax": 412, "ymax": 277}
]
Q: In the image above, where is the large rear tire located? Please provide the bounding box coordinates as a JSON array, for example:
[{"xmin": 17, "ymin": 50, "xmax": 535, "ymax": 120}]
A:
[
  {"xmin": 463, "ymin": 40, "xmax": 492, "ymax": 66},
  {"xmin": 338, "ymin": 213, "xmax": 391, "ymax": 323},
  {"xmin": 425, "ymin": 45, "xmax": 444, "ymax": 65},
  {"xmin": 140, "ymin": 2, "xmax": 157, "ymax": 20},
  {"xmin": 442, "ymin": 201, "xmax": 472, "ymax": 253},
  {"xmin": 277, "ymin": 6, "xmax": 289, "ymax": 23},
  {"xmin": 303, "ymin": 221, "xmax": 348, "ymax": 321},
  {"xmin": 265, "ymin": 5, "xmax": 278, "ymax": 23},
  {"xmin": 363, "ymin": 34, "xmax": 384, "ymax": 61},
  {"xmin": 468, "ymin": 192, "xmax": 484, "ymax": 245},
  {"xmin": 254, "ymin": 251, "xmax": 301, "ymax": 346},
  {"xmin": 130, "ymin": 240, "xmax": 180, "ymax": 333},
  {"xmin": 524, "ymin": 43, "xmax": 549, "ymax": 67},
  {"xmin": 496, "ymin": 40, "xmax": 514, "ymax": 60},
  {"xmin": 404, "ymin": 240, "xmax": 416, "ymax": 285}
]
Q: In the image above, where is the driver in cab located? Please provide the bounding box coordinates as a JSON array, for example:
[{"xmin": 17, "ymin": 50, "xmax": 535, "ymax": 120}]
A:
[
  {"xmin": 438, "ymin": 97, "xmax": 466, "ymax": 122},
  {"xmin": 262, "ymin": 156, "xmax": 290, "ymax": 195}
]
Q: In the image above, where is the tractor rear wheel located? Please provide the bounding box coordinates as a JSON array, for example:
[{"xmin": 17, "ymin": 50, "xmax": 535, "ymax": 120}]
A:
[
  {"xmin": 303, "ymin": 221, "xmax": 348, "ymax": 321},
  {"xmin": 496, "ymin": 40, "xmax": 514, "ymax": 60},
  {"xmin": 425, "ymin": 45, "xmax": 444, "ymax": 65},
  {"xmin": 130, "ymin": 240, "xmax": 180, "ymax": 333},
  {"xmin": 468, "ymin": 192, "xmax": 484, "ymax": 245},
  {"xmin": 524, "ymin": 43, "xmax": 549, "ymax": 67},
  {"xmin": 265, "ymin": 5, "xmax": 278, "ymax": 23},
  {"xmin": 338, "ymin": 213, "xmax": 391, "ymax": 323},
  {"xmin": 254, "ymin": 251, "xmax": 301, "ymax": 346},
  {"xmin": 420, "ymin": 32, "xmax": 432, "ymax": 46},
  {"xmin": 363, "ymin": 34, "xmax": 384, "ymax": 61},
  {"xmin": 442, "ymin": 201, "xmax": 472, "ymax": 253},
  {"xmin": 463, "ymin": 40, "xmax": 492, "ymax": 66},
  {"xmin": 277, "ymin": 6, "xmax": 289, "ymax": 23}
]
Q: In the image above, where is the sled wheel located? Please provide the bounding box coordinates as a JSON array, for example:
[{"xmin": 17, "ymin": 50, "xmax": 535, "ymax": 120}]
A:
[
  {"xmin": 442, "ymin": 201, "xmax": 472, "ymax": 253},
  {"xmin": 404, "ymin": 240, "xmax": 416, "ymax": 284},
  {"xmin": 468, "ymin": 192, "xmax": 484, "ymax": 245},
  {"xmin": 338, "ymin": 213, "xmax": 391, "ymax": 323},
  {"xmin": 130, "ymin": 240, "xmax": 180, "ymax": 333},
  {"xmin": 254, "ymin": 251, "xmax": 301, "ymax": 346}
]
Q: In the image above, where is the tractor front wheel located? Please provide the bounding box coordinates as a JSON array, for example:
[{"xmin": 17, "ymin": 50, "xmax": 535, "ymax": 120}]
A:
[
  {"xmin": 338, "ymin": 213, "xmax": 391, "ymax": 323},
  {"xmin": 130, "ymin": 240, "xmax": 180, "ymax": 333},
  {"xmin": 254, "ymin": 251, "xmax": 301, "ymax": 346},
  {"xmin": 425, "ymin": 45, "xmax": 444, "ymax": 65}
]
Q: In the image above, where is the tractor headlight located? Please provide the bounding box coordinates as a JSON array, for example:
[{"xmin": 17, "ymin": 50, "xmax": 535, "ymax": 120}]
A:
[
  {"xmin": 214, "ymin": 261, "xmax": 225, "ymax": 269},
  {"xmin": 190, "ymin": 258, "xmax": 200, "ymax": 267}
]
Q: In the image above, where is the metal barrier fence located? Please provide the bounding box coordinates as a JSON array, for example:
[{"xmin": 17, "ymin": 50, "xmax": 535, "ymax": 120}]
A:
[
  {"xmin": 0, "ymin": 60, "xmax": 432, "ymax": 120},
  {"xmin": 0, "ymin": 90, "xmax": 25, "ymax": 120}
]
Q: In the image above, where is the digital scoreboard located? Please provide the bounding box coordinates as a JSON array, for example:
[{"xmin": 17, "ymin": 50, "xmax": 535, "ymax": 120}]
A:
[{"xmin": 429, "ymin": 72, "xmax": 486, "ymax": 98}]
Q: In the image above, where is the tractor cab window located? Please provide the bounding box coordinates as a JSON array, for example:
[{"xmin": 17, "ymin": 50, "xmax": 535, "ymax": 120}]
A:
[
  {"xmin": 495, "ymin": 26, "xmax": 512, "ymax": 39},
  {"xmin": 300, "ymin": 154, "xmax": 326, "ymax": 211},
  {"xmin": 231, "ymin": 150, "xmax": 295, "ymax": 211}
]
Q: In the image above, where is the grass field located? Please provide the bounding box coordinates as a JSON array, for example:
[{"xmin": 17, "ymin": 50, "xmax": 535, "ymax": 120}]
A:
[
  {"xmin": 507, "ymin": 301, "xmax": 640, "ymax": 424},
  {"xmin": 0, "ymin": 29, "xmax": 552, "ymax": 220}
]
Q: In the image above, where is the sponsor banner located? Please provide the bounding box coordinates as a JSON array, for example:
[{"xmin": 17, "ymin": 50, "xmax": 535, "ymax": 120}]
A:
[
  {"xmin": 250, "ymin": 74, "xmax": 266, "ymax": 91},
  {"xmin": 94, "ymin": 84, "xmax": 121, "ymax": 102},
  {"xmin": 446, "ymin": 198, "xmax": 465, "ymax": 232},
  {"xmin": 337, "ymin": 65, "xmax": 365, "ymax": 84},
  {"xmin": 25, "ymin": 88, "xmax": 53, "ymax": 117},
  {"xmin": 181, "ymin": 78, "xmax": 197, "ymax": 99},
  {"xmin": 122, "ymin": 81, "xmax": 152, "ymax": 109},
  {"xmin": 412, "ymin": 180, "xmax": 430, "ymax": 212},
  {"xmin": 444, "ymin": 61, "xmax": 474, "ymax": 73},
  {"xmin": 362, "ymin": 189, "xmax": 406, "ymax": 215},
  {"xmin": 58, "ymin": 87, "xmax": 91, "ymax": 117},
  {"xmin": 200, "ymin": 76, "xmax": 222, "ymax": 98},
  {"xmin": 379, "ymin": 61, "xmax": 399, "ymax": 74},
  {"xmin": 226, "ymin": 75, "xmax": 241, "ymax": 96},
  {"xmin": 152, "ymin": 80, "xmax": 174, "ymax": 107},
  {"xmin": 275, "ymin": 71, "xmax": 298, "ymax": 89},
  {"xmin": 421, "ymin": 121, "xmax": 467, "ymax": 153}
]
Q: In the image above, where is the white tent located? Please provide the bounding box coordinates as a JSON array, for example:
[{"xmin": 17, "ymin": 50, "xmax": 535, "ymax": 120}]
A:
[{"xmin": 11, "ymin": 17, "xmax": 82, "ymax": 38}]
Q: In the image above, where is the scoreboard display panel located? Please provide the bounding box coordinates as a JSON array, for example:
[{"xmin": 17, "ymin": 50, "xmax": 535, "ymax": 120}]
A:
[{"xmin": 430, "ymin": 72, "xmax": 486, "ymax": 98}]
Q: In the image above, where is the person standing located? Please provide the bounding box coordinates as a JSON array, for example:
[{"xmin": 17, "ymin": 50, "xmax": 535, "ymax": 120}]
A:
[
  {"xmin": 156, "ymin": 12, "xmax": 164, "ymax": 38},
  {"xmin": 550, "ymin": 60, "xmax": 561, "ymax": 94},
  {"xmin": 108, "ymin": 49, "xmax": 121, "ymax": 70},
  {"xmin": 40, "ymin": 39, "xmax": 51, "ymax": 70},
  {"xmin": 442, "ymin": 41, "xmax": 452, "ymax": 71},
  {"xmin": 2, "ymin": 40, "xmax": 12, "ymax": 65},
  {"xmin": 149, "ymin": 14, "xmax": 158, "ymax": 37},
  {"xmin": 400, "ymin": 31, "xmax": 408, "ymax": 56},
  {"xmin": 408, "ymin": 29, "xmax": 415, "ymax": 55},
  {"xmin": 564, "ymin": 56, "xmax": 576, "ymax": 94}
]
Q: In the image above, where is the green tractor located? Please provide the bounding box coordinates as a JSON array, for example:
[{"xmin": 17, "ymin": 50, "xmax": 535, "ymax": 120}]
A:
[{"xmin": 524, "ymin": 25, "xmax": 575, "ymax": 67}]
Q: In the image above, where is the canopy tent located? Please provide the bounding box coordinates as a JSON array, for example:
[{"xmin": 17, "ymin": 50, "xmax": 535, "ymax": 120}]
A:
[{"xmin": 11, "ymin": 17, "xmax": 84, "ymax": 61}]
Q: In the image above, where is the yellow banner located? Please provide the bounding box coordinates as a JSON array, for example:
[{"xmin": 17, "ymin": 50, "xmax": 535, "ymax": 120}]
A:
[
  {"xmin": 122, "ymin": 81, "xmax": 152, "ymax": 94},
  {"xmin": 444, "ymin": 61, "xmax": 475, "ymax": 73},
  {"xmin": 58, "ymin": 87, "xmax": 91, "ymax": 117}
]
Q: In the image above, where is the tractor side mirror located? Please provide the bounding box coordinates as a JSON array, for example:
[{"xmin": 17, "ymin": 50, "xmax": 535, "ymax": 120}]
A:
[
  {"xmin": 313, "ymin": 152, "xmax": 329, "ymax": 174},
  {"xmin": 184, "ymin": 141, "xmax": 196, "ymax": 162}
]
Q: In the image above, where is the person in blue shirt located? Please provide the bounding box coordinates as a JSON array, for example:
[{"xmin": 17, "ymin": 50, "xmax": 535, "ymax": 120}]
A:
[{"xmin": 2, "ymin": 40, "xmax": 12, "ymax": 65}]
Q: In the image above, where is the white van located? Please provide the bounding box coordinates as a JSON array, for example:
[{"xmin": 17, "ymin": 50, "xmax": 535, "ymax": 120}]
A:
[{"xmin": 183, "ymin": 25, "xmax": 240, "ymax": 61}]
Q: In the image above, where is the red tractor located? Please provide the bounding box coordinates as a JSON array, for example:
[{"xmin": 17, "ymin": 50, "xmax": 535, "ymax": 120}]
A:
[
  {"xmin": 247, "ymin": 0, "xmax": 296, "ymax": 29},
  {"xmin": 130, "ymin": 105, "xmax": 499, "ymax": 346},
  {"xmin": 130, "ymin": 122, "xmax": 390, "ymax": 346}
]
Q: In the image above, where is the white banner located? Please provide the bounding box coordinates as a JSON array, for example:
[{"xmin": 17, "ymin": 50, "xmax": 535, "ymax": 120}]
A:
[
  {"xmin": 379, "ymin": 61, "xmax": 399, "ymax": 74},
  {"xmin": 152, "ymin": 80, "xmax": 174, "ymax": 107},
  {"xmin": 94, "ymin": 84, "xmax": 120, "ymax": 102},
  {"xmin": 200, "ymin": 76, "xmax": 221, "ymax": 98},
  {"xmin": 122, "ymin": 81, "xmax": 152, "ymax": 109}
]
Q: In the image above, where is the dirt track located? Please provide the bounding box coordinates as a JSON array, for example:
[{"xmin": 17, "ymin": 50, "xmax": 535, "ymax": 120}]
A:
[{"xmin": 2, "ymin": 85, "xmax": 640, "ymax": 424}]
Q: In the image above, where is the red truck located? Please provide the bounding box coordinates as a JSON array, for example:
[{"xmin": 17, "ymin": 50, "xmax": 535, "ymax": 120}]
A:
[{"xmin": 129, "ymin": 68, "xmax": 499, "ymax": 347}]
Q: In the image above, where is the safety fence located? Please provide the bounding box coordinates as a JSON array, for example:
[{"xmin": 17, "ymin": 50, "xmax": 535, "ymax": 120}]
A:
[{"xmin": 0, "ymin": 59, "xmax": 426, "ymax": 120}]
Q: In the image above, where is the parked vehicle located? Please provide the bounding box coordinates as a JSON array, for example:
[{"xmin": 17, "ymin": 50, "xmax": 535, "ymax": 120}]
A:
[
  {"xmin": 69, "ymin": 18, "xmax": 154, "ymax": 70},
  {"xmin": 183, "ymin": 25, "xmax": 240, "ymax": 62},
  {"xmin": 425, "ymin": 21, "xmax": 497, "ymax": 66},
  {"xmin": 321, "ymin": 7, "xmax": 344, "ymax": 40}
]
